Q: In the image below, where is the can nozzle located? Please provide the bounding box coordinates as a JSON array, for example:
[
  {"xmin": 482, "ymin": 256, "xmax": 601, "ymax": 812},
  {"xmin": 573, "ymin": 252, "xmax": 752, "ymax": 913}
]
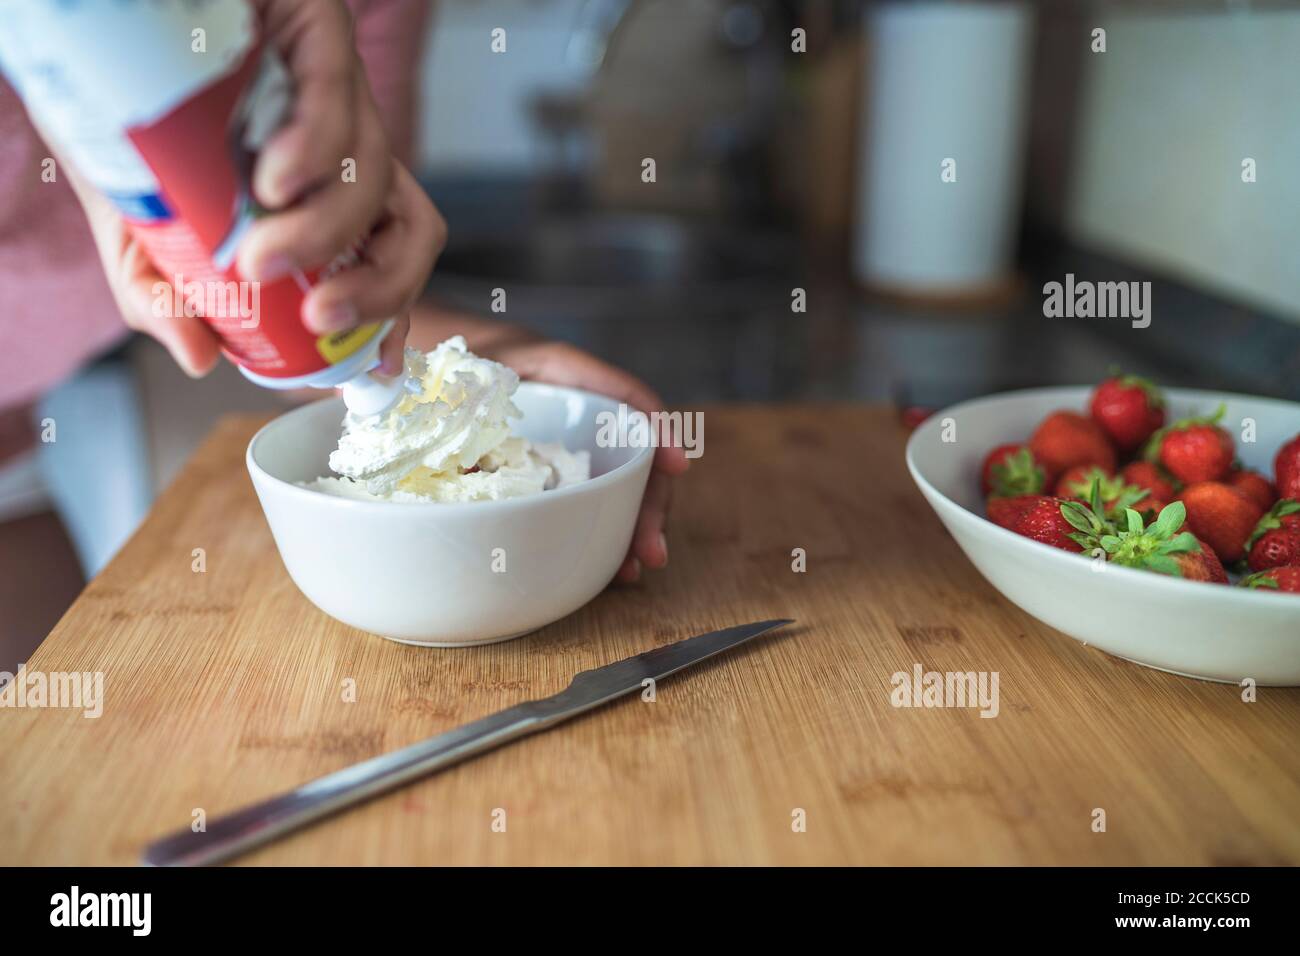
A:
[{"xmin": 341, "ymin": 370, "xmax": 406, "ymax": 418}]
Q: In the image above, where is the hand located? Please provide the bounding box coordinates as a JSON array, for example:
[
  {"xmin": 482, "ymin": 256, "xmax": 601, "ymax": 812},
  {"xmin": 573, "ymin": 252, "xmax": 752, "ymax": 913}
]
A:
[
  {"xmin": 464, "ymin": 328, "xmax": 690, "ymax": 583},
  {"xmin": 63, "ymin": 0, "xmax": 443, "ymax": 378}
]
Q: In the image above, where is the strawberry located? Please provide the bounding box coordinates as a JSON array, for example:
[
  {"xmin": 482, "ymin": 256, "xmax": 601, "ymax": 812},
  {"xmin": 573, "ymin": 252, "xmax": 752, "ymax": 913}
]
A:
[
  {"xmin": 1224, "ymin": 468, "xmax": 1276, "ymax": 512},
  {"xmin": 986, "ymin": 494, "xmax": 1046, "ymax": 531},
  {"xmin": 981, "ymin": 444, "xmax": 1046, "ymax": 497},
  {"xmin": 1011, "ymin": 496, "xmax": 1089, "ymax": 551},
  {"xmin": 1144, "ymin": 404, "xmax": 1234, "ymax": 484},
  {"xmin": 1245, "ymin": 500, "xmax": 1300, "ymax": 572},
  {"xmin": 1247, "ymin": 529, "xmax": 1300, "ymax": 573},
  {"xmin": 1276, "ymin": 434, "xmax": 1300, "ymax": 499},
  {"xmin": 1029, "ymin": 410, "xmax": 1116, "ymax": 481},
  {"xmin": 1089, "ymin": 372, "xmax": 1165, "ymax": 452},
  {"xmin": 1176, "ymin": 537, "xmax": 1230, "ymax": 584},
  {"xmin": 1075, "ymin": 499, "xmax": 1225, "ymax": 583},
  {"xmin": 1176, "ymin": 481, "xmax": 1263, "ymax": 564},
  {"xmin": 1120, "ymin": 461, "xmax": 1178, "ymax": 503},
  {"xmin": 1240, "ymin": 566, "xmax": 1300, "ymax": 593},
  {"xmin": 900, "ymin": 406, "xmax": 933, "ymax": 430},
  {"xmin": 1053, "ymin": 465, "xmax": 1099, "ymax": 499},
  {"xmin": 1054, "ymin": 466, "xmax": 1149, "ymax": 515}
]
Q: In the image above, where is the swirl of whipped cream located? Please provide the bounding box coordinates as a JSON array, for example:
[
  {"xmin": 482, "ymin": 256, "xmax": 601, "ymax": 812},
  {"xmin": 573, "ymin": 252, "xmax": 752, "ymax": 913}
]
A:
[{"xmin": 328, "ymin": 336, "xmax": 521, "ymax": 495}]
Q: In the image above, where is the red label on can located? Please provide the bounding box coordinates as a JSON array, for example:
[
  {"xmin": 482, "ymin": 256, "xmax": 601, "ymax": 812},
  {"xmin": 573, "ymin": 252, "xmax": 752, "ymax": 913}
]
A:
[{"xmin": 123, "ymin": 44, "xmax": 379, "ymax": 379}]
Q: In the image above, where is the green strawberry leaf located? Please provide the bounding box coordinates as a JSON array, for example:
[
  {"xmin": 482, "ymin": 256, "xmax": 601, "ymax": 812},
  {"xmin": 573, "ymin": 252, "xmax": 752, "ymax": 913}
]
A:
[
  {"xmin": 1109, "ymin": 486, "xmax": 1151, "ymax": 515},
  {"xmin": 1144, "ymin": 554, "xmax": 1182, "ymax": 576},
  {"xmin": 1061, "ymin": 502, "xmax": 1098, "ymax": 533},
  {"xmin": 1098, "ymin": 505, "xmax": 1200, "ymax": 580},
  {"xmin": 1088, "ymin": 478, "xmax": 1106, "ymax": 518},
  {"xmin": 1066, "ymin": 531, "xmax": 1094, "ymax": 549},
  {"xmin": 1162, "ymin": 531, "xmax": 1201, "ymax": 554},
  {"xmin": 1151, "ymin": 501, "xmax": 1186, "ymax": 540},
  {"xmin": 1241, "ymin": 572, "xmax": 1281, "ymax": 590}
]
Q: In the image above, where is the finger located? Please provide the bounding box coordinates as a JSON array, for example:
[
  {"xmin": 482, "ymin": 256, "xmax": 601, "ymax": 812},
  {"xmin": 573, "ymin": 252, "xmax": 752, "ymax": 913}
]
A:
[
  {"xmin": 252, "ymin": 0, "xmax": 357, "ymax": 207},
  {"xmin": 376, "ymin": 313, "xmax": 410, "ymax": 376},
  {"xmin": 615, "ymin": 554, "xmax": 642, "ymax": 584},
  {"xmin": 632, "ymin": 470, "xmax": 673, "ymax": 570},
  {"xmin": 300, "ymin": 164, "xmax": 442, "ymax": 330},
  {"xmin": 549, "ymin": 347, "xmax": 663, "ymax": 414},
  {"xmin": 551, "ymin": 349, "xmax": 688, "ymax": 474},
  {"xmin": 239, "ymin": 77, "xmax": 391, "ymax": 280},
  {"xmin": 118, "ymin": 242, "xmax": 222, "ymax": 377},
  {"xmin": 653, "ymin": 442, "xmax": 691, "ymax": 477},
  {"xmin": 512, "ymin": 345, "xmax": 692, "ymax": 474},
  {"xmin": 60, "ymin": 145, "xmax": 221, "ymax": 376}
]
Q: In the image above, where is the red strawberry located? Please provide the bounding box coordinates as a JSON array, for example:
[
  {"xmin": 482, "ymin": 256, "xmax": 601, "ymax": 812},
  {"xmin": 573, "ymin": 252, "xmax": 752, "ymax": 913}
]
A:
[
  {"xmin": 900, "ymin": 406, "xmax": 933, "ymax": 430},
  {"xmin": 981, "ymin": 444, "xmax": 1046, "ymax": 497},
  {"xmin": 1247, "ymin": 530, "xmax": 1300, "ymax": 573},
  {"xmin": 986, "ymin": 494, "xmax": 1046, "ymax": 531},
  {"xmin": 1053, "ymin": 464, "xmax": 1100, "ymax": 499},
  {"xmin": 1053, "ymin": 466, "xmax": 1151, "ymax": 519},
  {"xmin": 1224, "ymin": 468, "xmax": 1276, "ymax": 512},
  {"xmin": 1245, "ymin": 500, "xmax": 1300, "ymax": 571},
  {"xmin": 1029, "ymin": 410, "xmax": 1116, "ymax": 481},
  {"xmin": 1276, "ymin": 434, "xmax": 1300, "ymax": 499},
  {"xmin": 1240, "ymin": 566, "xmax": 1300, "ymax": 593},
  {"xmin": 1089, "ymin": 373, "xmax": 1165, "ymax": 452},
  {"xmin": 1011, "ymin": 496, "xmax": 1087, "ymax": 551},
  {"xmin": 1084, "ymin": 500, "xmax": 1226, "ymax": 584},
  {"xmin": 1176, "ymin": 481, "xmax": 1263, "ymax": 564},
  {"xmin": 1145, "ymin": 405, "xmax": 1234, "ymax": 484},
  {"xmin": 1121, "ymin": 461, "xmax": 1178, "ymax": 503},
  {"xmin": 1177, "ymin": 537, "xmax": 1230, "ymax": 584}
]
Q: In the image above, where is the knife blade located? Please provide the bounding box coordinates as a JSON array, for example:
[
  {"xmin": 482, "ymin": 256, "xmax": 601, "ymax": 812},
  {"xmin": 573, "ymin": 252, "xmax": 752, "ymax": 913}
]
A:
[{"xmin": 142, "ymin": 618, "xmax": 793, "ymax": 866}]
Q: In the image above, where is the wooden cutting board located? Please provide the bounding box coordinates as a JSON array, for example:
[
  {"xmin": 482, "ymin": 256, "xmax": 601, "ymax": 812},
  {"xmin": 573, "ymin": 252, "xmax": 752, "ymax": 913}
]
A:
[{"xmin": 2, "ymin": 406, "xmax": 1297, "ymax": 865}]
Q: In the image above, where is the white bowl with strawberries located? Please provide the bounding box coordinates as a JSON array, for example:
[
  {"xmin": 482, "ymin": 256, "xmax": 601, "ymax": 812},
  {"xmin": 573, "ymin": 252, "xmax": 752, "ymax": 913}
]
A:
[{"xmin": 906, "ymin": 376, "xmax": 1300, "ymax": 685}]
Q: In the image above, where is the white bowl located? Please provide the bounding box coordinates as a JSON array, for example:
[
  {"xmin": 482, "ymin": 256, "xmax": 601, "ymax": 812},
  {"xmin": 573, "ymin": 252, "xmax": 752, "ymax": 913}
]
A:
[
  {"xmin": 247, "ymin": 383, "xmax": 653, "ymax": 646},
  {"xmin": 906, "ymin": 386, "xmax": 1300, "ymax": 685}
]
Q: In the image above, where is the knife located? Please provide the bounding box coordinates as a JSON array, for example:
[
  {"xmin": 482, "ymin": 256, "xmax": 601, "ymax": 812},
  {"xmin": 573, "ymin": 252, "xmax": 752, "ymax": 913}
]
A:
[{"xmin": 142, "ymin": 618, "xmax": 793, "ymax": 866}]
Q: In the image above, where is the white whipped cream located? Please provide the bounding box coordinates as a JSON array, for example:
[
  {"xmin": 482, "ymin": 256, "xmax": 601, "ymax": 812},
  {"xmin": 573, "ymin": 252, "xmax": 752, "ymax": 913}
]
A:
[{"xmin": 304, "ymin": 336, "xmax": 590, "ymax": 503}]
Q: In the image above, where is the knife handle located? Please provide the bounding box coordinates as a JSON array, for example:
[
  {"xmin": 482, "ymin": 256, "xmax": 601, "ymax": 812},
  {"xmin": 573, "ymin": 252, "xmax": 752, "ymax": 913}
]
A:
[{"xmin": 142, "ymin": 703, "xmax": 548, "ymax": 866}]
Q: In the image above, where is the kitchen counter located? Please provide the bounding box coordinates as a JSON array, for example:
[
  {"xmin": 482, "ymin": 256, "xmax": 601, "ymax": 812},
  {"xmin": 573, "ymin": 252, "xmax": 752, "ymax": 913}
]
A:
[{"xmin": 2, "ymin": 406, "xmax": 1298, "ymax": 865}]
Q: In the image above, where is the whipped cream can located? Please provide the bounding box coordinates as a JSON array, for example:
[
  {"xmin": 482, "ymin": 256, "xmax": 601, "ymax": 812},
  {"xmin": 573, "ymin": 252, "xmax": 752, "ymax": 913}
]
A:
[{"xmin": 0, "ymin": 0, "xmax": 390, "ymax": 389}]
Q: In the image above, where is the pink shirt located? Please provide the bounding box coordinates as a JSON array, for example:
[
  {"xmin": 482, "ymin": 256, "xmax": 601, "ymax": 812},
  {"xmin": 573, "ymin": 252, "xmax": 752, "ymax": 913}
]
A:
[{"xmin": 0, "ymin": 0, "xmax": 429, "ymax": 413}]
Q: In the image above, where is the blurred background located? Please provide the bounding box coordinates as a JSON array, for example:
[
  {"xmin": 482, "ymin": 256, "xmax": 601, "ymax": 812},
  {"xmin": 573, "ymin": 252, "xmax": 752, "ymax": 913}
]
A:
[{"xmin": 3, "ymin": 0, "xmax": 1299, "ymax": 663}]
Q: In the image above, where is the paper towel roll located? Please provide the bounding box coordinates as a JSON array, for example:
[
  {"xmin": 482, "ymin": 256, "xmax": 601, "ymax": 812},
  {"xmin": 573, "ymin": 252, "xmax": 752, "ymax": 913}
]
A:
[{"xmin": 853, "ymin": 2, "xmax": 1034, "ymax": 297}]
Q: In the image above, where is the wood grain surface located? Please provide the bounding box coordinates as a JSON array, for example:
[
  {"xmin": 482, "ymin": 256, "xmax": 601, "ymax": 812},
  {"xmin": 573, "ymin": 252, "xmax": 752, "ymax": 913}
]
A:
[{"xmin": 2, "ymin": 406, "xmax": 1298, "ymax": 865}]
